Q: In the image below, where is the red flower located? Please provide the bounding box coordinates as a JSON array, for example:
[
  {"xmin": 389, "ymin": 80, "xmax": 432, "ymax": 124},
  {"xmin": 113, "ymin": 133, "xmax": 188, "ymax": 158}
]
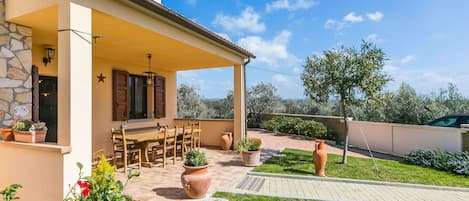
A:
[
  {"xmin": 81, "ymin": 188, "xmax": 90, "ymax": 197},
  {"xmin": 77, "ymin": 180, "xmax": 89, "ymax": 188}
]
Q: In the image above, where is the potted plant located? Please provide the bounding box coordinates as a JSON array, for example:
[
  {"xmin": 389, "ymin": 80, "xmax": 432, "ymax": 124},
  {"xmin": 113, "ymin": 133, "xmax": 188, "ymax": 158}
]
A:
[
  {"xmin": 237, "ymin": 138, "xmax": 261, "ymax": 167},
  {"xmin": 12, "ymin": 120, "xmax": 47, "ymax": 143},
  {"xmin": 181, "ymin": 150, "xmax": 211, "ymax": 199},
  {"xmin": 1, "ymin": 127, "xmax": 14, "ymax": 141}
]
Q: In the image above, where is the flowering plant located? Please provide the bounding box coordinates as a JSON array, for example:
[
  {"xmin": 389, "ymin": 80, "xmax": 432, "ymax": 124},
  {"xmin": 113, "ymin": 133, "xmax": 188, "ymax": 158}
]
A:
[
  {"xmin": 0, "ymin": 184, "xmax": 22, "ymax": 201},
  {"xmin": 64, "ymin": 156, "xmax": 139, "ymax": 201}
]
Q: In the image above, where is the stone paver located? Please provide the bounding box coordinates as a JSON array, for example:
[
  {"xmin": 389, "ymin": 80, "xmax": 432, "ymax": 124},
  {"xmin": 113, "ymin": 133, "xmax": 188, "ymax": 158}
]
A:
[
  {"xmin": 221, "ymin": 172, "xmax": 469, "ymax": 201},
  {"xmin": 116, "ymin": 147, "xmax": 253, "ymax": 201}
]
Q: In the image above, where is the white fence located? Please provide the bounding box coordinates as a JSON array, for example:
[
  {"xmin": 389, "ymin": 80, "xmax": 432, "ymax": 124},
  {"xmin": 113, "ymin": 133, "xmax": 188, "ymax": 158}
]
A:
[{"xmin": 348, "ymin": 121, "xmax": 464, "ymax": 156}]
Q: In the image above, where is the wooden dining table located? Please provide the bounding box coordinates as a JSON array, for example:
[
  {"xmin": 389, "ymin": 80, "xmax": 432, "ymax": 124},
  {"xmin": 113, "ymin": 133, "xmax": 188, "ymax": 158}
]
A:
[
  {"xmin": 125, "ymin": 129, "xmax": 165, "ymax": 168},
  {"xmin": 124, "ymin": 128, "xmax": 184, "ymax": 168}
]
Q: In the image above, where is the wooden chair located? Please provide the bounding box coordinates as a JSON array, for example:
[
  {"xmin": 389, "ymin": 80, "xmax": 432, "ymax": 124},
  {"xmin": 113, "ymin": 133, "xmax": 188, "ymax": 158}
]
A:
[
  {"xmin": 162, "ymin": 127, "xmax": 177, "ymax": 168},
  {"xmin": 111, "ymin": 128, "xmax": 141, "ymax": 172},
  {"xmin": 149, "ymin": 141, "xmax": 164, "ymax": 166},
  {"xmin": 181, "ymin": 125, "xmax": 193, "ymax": 157},
  {"xmin": 192, "ymin": 122, "xmax": 201, "ymax": 149}
]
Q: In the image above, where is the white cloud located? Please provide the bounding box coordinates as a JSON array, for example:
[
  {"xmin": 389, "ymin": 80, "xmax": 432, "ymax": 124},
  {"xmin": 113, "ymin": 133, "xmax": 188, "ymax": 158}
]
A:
[
  {"xmin": 271, "ymin": 74, "xmax": 304, "ymax": 98},
  {"xmin": 266, "ymin": 0, "xmax": 319, "ymax": 12},
  {"xmin": 366, "ymin": 33, "xmax": 383, "ymax": 43},
  {"xmin": 400, "ymin": 55, "xmax": 416, "ymax": 65},
  {"xmin": 213, "ymin": 7, "xmax": 266, "ymax": 34},
  {"xmin": 384, "ymin": 64, "xmax": 469, "ymax": 96},
  {"xmin": 367, "ymin": 11, "xmax": 384, "ymax": 22},
  {"xmin": 187, "ymin": 0, "xmax": 197, "ymax": 5},
  {"xmin": 343, "ymin": 12, "xmax": 363, "ymax": 23},
  {"xmin": 324, "ymin": 19, "xmax": 346, "ymax": 30},
  {"xmin": 237, "ymin": 30, "xmax": 296, "ymax": 67},
  {"xmin": 215, "ymin": 32, "xmax": 231, "ymax": 41},
  {"xmin": 178, "ymin": 70, "xmax": 199, "ymax": 78}
]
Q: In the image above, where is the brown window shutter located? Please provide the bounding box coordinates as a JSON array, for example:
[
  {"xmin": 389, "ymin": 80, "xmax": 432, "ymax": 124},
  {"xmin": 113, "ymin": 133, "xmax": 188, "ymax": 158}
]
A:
[
  {"xmin": 113, "ymin": 70, "xmax": 129, "ymax": 121},
  {"xmin": 154, "ymin": 75, "xmax": 166, "ymax": 118},
  {"xmin": 31, "ymin": 65, "xmax": 39, "ymax": 122}
]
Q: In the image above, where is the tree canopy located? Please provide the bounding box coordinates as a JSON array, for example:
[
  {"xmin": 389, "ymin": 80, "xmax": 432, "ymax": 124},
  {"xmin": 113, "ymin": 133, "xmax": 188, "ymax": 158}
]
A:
[{"xmin": 301, "ymin": 41, "xmax": 390, "ymax": 163}]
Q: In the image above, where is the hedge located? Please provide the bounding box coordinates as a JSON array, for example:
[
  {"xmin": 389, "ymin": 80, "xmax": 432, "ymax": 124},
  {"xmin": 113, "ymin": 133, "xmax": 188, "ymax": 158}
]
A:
[
  {"xmin": 262, "ymin": 116, "xmax": 329, "ymax": 139},
  {"xmin": 405, "ymin": 149, "xmax": 469, "ymax": 175}
]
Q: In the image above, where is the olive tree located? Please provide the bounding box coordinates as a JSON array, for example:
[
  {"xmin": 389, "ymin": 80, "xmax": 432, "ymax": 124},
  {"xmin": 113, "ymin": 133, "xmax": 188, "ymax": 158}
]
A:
[
  {"xmin": 177, "ymin": 84, "xmax": 207, "ymax": 118},
  {"xmin": 247, "ymin": 82, "xmax": 283, "ymax": 127},
  {"xmin": 301, "ymin": 41, "xmax": 390, "ymax": 164}
]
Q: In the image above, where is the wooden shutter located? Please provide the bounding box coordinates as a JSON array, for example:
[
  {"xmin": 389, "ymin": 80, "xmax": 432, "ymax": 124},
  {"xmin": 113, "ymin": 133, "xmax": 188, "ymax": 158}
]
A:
[
  {"xmin": 154, "ymin": 75, "xmax": 166, "ymax": 118},
  {"xmin": 113, "ymin": 70, "xmax": 129, "ymax": 121},
  {"xmin": 31, "ymin": 65, "xmax": 39, "ymax": 122}
]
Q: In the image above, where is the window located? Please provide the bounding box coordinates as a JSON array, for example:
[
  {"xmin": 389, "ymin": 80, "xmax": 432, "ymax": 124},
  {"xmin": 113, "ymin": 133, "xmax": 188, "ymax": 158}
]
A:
[
  {"xmin": 112, "ymin": 70, "xmax": 166, "ymax": 121},
  {"xmin": 128, "ymin": 75, "xmax": 148, "ymax": 119},
  {"xmin": 428, "ymin": 117, "xmax": 458, "ymax": 127}
]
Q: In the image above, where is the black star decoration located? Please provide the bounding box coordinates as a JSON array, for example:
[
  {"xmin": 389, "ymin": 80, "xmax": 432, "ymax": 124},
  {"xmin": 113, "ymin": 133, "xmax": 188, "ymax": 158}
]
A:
[{"xmin": 97, "ymin": 73, "xmax": 106, "ymax": 83}]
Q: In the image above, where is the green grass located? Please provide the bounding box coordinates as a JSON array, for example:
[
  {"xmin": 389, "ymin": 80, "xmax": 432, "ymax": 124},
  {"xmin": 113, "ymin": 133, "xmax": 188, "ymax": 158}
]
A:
[
  {"xmin": 253, "ymin": 149, "xmax": 469, "ymax": 188},
  {"xmin": 212, "ymin": 192, "xmax": 315, "ymax": 201}
]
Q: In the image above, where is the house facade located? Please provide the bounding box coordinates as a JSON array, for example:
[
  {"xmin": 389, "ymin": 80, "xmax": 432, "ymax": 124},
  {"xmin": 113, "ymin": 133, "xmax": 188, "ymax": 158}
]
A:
[{"xmin": 0, "ymin": 0, "xmax": 254, "ymax": 200}]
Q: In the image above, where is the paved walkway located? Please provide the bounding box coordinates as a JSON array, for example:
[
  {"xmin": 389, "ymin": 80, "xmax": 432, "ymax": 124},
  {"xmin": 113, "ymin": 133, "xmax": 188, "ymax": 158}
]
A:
[
  {"xmin": 249, "ymin": 129, "xmax": 368, "ymax": 158},
  {"xmin": 220, "ymin": 172, "xmax": 469, "ymax": 201}
]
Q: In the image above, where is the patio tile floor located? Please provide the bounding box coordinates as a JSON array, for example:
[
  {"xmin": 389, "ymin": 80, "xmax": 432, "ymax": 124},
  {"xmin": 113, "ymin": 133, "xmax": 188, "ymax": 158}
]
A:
[
  {"xmin": 116, "ymin": 147, "xmax": 254, "ymax": 201},
  {"xmin": 116, "ymin": 130, "xmax": 374, "ymax": 201}
]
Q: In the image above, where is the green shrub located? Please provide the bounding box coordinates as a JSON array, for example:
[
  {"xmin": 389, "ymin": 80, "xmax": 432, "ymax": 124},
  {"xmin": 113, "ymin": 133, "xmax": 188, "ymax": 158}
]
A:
[
  {"xmin": 294, "ymin": 120, "xmax": 327, "ymax": 138},
  {"xmin": 264, "ymin": 116, "xmax": 302, "ymax": 134},
  {"xmin": 237, "ymin": 138, "xmax": 261, "ymax": 153},
  {"xmin": 0, "ymin": 184, "xmax": 22, "ymax": 201},
  {"xmin": 185, "ymin": 150, "xmax": 208, "ymax": 166},
  {"xmin": 405, "ymin": 149, "xmax": 469, "ymax": 175},
  {"xmin": 263, "ymin": 116, "xmax": 330, "ymax": 139}
]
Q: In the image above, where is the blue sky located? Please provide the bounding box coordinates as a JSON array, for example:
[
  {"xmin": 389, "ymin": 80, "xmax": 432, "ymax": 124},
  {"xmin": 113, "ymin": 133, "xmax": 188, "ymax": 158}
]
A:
[{"xmin": 164, "ymin": 0, "xmax": 469, "ymax": 99}]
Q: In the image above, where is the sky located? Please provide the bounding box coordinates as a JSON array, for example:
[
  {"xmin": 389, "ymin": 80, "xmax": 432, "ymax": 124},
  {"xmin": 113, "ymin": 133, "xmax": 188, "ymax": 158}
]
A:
[{"xmin": 164, "ymin": 0, "xmax": 469, "ymax": 99}]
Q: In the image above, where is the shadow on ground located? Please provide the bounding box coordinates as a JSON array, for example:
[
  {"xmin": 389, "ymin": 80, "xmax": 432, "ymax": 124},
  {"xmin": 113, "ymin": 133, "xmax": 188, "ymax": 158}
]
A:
[
  {"xmin": 152, "ymin": 187, "xmax": 188, "ymax": 200},
  {"xmin": 260, "ymin": 148, "xmax": 280, "ymax": 162},
  {"xmin": 330, "ymin": 145, "xmax": 404, "ymax": 161}
]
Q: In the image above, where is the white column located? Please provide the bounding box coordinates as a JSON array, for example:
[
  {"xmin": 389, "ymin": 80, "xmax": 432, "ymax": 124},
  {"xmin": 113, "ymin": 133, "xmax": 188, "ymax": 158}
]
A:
[
  {"xmin": 233, "ymin": 64, "xmax": 246, "ymax": 145},
  {"xmin": 57, "ymin": 0, "xmax": 92, "ymax": 196}
]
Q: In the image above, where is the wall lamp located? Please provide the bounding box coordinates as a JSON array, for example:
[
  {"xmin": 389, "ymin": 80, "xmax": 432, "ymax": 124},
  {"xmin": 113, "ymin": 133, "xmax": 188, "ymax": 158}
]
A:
[{"xmin": 42, "ymin": 47, "xmax": 55, "ymax": 66}]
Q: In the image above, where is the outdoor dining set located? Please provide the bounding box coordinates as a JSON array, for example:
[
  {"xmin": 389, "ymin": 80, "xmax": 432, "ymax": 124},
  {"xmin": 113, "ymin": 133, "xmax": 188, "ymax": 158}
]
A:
[{"xmin": 110, "ymin": 122, "xmax": 202, "ymax": 172}]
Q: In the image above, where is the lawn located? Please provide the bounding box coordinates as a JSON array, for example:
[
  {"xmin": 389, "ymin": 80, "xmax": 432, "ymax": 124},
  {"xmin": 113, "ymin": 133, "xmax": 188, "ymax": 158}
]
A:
[
  {"xmin": 212, "ymin": 192, "xmax": 315, "ymax": 201},
  {"xmin": 253, "ymin": 149, "xmax": 469, "ymax": 188}
]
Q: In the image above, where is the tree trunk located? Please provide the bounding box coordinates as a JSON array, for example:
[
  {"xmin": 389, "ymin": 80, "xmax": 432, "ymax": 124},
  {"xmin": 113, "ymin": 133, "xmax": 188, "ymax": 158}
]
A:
[{"xmin": 340, "ymin": 98, "xmax": 349, "ymax": 164}]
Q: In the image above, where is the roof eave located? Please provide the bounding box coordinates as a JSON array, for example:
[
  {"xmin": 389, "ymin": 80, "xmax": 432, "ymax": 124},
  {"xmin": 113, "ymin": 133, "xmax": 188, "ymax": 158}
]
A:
[{"xmin": 127, "ymin": 0, "xmax": 256, "ymax": 59}]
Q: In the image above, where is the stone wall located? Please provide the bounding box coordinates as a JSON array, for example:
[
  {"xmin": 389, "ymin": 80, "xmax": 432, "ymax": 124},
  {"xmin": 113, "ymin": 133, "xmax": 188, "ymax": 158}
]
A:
[{"xmin": 0, "ymin": 0, "xmax": 33, "ymax": 128}]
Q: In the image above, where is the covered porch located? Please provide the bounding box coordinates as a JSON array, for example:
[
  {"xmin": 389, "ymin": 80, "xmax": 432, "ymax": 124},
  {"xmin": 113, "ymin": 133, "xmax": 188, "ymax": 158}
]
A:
[{"xmin": 0, "ymin": 0, "xmax": 253, "ymax": 200}]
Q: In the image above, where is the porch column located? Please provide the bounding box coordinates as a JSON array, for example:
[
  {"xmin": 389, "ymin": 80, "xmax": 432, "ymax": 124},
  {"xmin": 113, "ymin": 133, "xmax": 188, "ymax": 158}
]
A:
[
  {"xmin": 233, "ymin": 64, "xmax": 246, "ymax": 144},
  {"xmin": 57, "ymin": 0, "xmax": 92, "ymax": 196}
]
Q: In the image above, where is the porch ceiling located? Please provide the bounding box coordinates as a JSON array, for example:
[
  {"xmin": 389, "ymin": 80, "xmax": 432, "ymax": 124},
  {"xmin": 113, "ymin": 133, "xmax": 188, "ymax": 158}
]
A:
[{"xmin": 8, "ymin": 6, "xmax": 238, "ymax": 71}]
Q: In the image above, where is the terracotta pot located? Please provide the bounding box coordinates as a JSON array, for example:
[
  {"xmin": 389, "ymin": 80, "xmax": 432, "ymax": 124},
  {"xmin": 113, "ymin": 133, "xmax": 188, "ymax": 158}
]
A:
[
  {"xmin": 1, "ymin": 128, "xmax": 14, "ymax": 141},
  {"xmin": 181, "ymin": 165, "xmax": 211, "ymax": 199},
  {"xmin": 242, "ymin": 150, "xmax": 260, "ymax": 167},
  {"xmin": 13, "ymin": 129, "xmax": 47, "ymax": 143},
  {"xmin": 221, "ymin": 132, "xmax": 232, "ymax": 150},
  {"xmin": 313, "ymin": 140, "xmax": 327, "ymax": 176}
]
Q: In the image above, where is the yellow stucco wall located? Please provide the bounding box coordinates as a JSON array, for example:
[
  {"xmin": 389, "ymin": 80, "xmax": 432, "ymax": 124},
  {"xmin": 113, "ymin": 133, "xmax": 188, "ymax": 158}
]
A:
[
  {"xmin": 34, "ymin": 46, "xmax": 178, "ymax": 157},
  {"xmin": 174, "ymin": 118, "xmax": 234, "ymax": 148},
  {"xmin": 0, "ymin": 142, "xmax": 66, "ymax": 201}
]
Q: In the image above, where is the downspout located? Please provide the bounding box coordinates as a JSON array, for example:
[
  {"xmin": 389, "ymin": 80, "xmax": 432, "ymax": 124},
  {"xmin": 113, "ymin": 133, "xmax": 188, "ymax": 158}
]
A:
[{"xmin": 243, "ymin": 57, "xmax": 251, "ymax": 139}]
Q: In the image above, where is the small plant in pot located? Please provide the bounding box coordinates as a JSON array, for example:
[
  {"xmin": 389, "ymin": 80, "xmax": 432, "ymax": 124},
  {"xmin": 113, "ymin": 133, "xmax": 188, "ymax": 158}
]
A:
[
  {"xmin": 237, "ymin": 138, "xmax": 261, "ymax": 167},
  {"xmin": 181, "ymin": 149, "xmax": 211, "ymax": 199},
  {"xmin": 12, "ymin": 120, "xmax": 47, "ymax": 143},
  {"xmin": 1, "ymin": 127, "xmax": 14, "ymax": 141}
]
